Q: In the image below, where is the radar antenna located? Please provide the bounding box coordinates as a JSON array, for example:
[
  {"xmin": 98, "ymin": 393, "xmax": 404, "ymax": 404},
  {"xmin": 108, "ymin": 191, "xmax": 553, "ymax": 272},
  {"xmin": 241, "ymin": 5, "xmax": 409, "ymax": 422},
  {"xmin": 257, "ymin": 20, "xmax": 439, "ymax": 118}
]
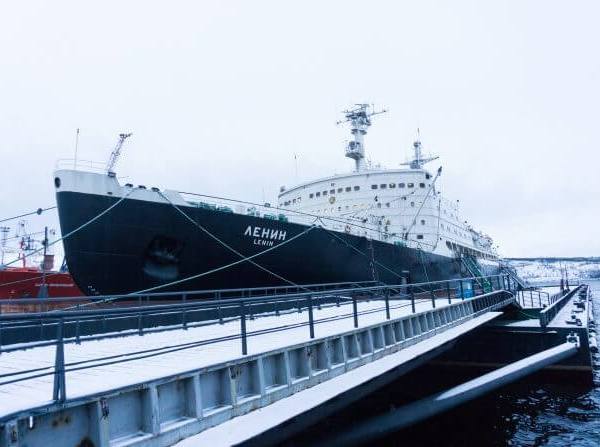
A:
[
  {"xmin": 400, "ymin": 129, "xmax": 439, "ymax": 169},
  {"xmin": 106, "ymin": 133, "xmax": 132, "ymax": 175},
  {"xmin": 337, "ymin": 104, "xmax": 387, "ymax": 172}
]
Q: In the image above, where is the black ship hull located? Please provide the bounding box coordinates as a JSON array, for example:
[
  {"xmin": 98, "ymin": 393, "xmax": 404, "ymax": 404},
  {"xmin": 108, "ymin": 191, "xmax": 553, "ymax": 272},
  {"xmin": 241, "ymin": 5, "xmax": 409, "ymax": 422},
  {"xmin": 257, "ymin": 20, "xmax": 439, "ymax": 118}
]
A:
[{"xmin": 56, "ymin": 191, "xmax": 482, "ymax": 296}]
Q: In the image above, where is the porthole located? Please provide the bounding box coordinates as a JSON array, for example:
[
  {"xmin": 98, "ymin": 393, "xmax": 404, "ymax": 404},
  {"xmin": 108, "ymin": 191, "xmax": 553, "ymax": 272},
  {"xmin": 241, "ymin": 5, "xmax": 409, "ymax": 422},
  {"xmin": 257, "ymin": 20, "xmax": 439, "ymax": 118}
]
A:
[{"xmin": 54, "ymin": 177, "xmax": 61, "ymax": 188}]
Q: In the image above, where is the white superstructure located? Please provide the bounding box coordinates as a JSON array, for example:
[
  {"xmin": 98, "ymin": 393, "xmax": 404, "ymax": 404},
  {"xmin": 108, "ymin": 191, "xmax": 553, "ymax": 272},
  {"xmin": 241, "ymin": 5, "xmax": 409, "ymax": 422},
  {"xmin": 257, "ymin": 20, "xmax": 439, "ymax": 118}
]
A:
[{"xmin": 278, "ymin": 104, "xmax": 497, "ymax": 261}]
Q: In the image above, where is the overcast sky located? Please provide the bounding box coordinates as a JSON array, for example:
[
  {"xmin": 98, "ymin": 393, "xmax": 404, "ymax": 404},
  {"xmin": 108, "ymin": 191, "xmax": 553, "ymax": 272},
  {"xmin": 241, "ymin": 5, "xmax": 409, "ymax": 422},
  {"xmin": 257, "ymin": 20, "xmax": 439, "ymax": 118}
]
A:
[{"xmin": 1, "ymin": 1, "xmax": 598, "ymax": 260}]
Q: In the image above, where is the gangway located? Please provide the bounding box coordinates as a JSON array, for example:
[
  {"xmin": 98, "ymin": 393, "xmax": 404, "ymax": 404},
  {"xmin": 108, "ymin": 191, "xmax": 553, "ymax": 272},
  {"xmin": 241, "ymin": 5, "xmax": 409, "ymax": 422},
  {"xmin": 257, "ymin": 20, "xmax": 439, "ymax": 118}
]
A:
[
  {"xmin": 500, "ymin": 264, "xmax": 529, "ymax": 290},
  {"xmin": 461, "ymin": 255, "xmax": 492, "ymax": 293}
]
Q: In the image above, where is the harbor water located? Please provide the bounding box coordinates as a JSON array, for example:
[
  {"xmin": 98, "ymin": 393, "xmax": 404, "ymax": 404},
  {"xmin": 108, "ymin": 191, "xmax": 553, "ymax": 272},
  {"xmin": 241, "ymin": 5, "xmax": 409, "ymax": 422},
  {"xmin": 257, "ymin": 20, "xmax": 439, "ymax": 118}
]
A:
[{"xmin": 289, "ymin": 281, "xmax": 600, "ymax": 446}]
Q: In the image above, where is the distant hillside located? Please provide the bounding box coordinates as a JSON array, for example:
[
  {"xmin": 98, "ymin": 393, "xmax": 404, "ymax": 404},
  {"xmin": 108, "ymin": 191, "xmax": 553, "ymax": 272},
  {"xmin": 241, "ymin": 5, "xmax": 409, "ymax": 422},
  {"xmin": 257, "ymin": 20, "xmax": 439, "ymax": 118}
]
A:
[
  {"xmin": 507, "ymin": 258, "xmax": 600, "ymax": 281},
  {"xmin": 507, "ymin": 257, "xmax": 600, "ymax": 262}
]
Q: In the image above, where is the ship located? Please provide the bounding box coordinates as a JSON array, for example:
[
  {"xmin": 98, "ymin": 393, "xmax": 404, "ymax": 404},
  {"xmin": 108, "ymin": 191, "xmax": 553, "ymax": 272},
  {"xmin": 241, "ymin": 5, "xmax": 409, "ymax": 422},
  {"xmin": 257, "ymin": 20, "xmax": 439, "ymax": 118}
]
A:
[
  {"xmin": 54, "ymin": 105, "xmax": 500, "ymax": 296},
  {"xmin": 0, "ymin": 222, "xmax": 83, "ymax": 299}
]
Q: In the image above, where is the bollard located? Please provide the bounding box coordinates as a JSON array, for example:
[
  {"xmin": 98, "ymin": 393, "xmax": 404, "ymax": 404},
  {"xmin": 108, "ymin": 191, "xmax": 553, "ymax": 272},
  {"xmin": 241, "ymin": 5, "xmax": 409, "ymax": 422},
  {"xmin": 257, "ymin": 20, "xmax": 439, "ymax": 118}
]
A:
[
  {"xmin": 308, "ymin": 296, "xmax": 315, "ymax": 338},
  {"xmin": 240, "ymin": 302, "xmax": 248, "ymax": 355},
  {"xmin": 352, "ymin": 295, "xmax": 358, "ymax": 328}
]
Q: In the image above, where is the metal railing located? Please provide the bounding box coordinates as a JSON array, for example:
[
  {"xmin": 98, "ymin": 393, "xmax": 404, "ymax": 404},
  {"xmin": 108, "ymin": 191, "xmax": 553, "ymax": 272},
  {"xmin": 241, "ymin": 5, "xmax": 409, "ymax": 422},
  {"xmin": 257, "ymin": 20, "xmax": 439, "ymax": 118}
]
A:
[
  {"xmin": 0, "ymin": 274, "xmax": 515, "ymax": 404},
  {"xmin": 539, "ymin": 285, "xmax": 582, "ymax": 328},
  {"xmin": 516, "ymin": 289, "xmax": 551, "ymax": 308}
]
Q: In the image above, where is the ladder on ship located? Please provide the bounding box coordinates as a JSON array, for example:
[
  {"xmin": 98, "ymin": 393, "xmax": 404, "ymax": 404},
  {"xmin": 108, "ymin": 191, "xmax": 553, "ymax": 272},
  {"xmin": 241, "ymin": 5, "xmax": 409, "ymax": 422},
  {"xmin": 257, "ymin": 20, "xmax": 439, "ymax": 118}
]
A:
[{"xmin": 461, "ymin": 255, "xmax": 493, "ymax": 293}]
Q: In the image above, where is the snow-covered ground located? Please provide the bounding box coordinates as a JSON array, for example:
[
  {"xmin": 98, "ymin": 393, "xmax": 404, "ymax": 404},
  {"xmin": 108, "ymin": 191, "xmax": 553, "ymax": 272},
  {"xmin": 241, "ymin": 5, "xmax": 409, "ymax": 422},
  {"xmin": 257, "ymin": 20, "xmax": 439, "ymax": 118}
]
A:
[{"xmin": 508, "ymin": 258, "xmax": 600, "ymax": 283}]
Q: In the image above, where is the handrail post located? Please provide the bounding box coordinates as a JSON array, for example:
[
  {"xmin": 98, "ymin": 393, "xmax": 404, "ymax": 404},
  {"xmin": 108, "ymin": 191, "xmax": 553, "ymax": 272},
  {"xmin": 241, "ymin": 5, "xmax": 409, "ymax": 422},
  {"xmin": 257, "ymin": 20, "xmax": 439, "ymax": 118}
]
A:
[
  {"xmin": 53, "ymin": 318, "xmax": 67, "ymax": 403},
  {"xmin": 308, "ymin": 296, "xmax": 315, "ymax": 338},
  {"xmin": 459, "ymin": 281, "xmax": 464, "ymax": 301},
  {"xmin": 240, "ymin": 302, "xmax": 248, "ymax": 355},
  {"xmin": 75, "ymin": 318, "xmax": 81, "ymax": 345},
  {"xmin": 182, "ymin": 294, "xmax": 187, "ymax": 330},
  {"xmin": 471, "ymin": 279, "xmax": 477, "ymax": 297},
  {"xmin": 385, "ymin": 289, "xmax": 390, "ymax": 320},
  {"xmin": 138, "ymin": 308, "xmax": 143, "ymax": 336},
  {"xmin": 352, "ymin": 295, "xmax": 358, "ymax": 328},
  {"xmin": 446, "ymin": 281, "xmax": 451, "ymax": 304},
  {"xmin": 410, "ymin": 291, "xmax": 416, "ymax": 313},
  {"xmin": 538, "ymin": 292, "xmax": 542, "ymax": 308},
  {"xmin": 430, "ymin": 284, "xmax": 436, "ymax": 309}
]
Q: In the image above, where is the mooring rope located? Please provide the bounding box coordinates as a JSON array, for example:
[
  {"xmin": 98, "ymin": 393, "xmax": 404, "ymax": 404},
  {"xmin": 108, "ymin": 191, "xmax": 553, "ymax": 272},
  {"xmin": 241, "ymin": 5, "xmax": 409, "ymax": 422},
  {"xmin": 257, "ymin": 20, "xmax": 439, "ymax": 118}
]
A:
[
  {"xmin": 0, "ymin": 206, "xmax": 56, "ymax": 224},
  {"xmin": 156, "ymin": 190, "xmax": 315, "ymax": 291},
  {"xmin": 1, "ymin": 190, "xmax": 134, "ymax": 270}
]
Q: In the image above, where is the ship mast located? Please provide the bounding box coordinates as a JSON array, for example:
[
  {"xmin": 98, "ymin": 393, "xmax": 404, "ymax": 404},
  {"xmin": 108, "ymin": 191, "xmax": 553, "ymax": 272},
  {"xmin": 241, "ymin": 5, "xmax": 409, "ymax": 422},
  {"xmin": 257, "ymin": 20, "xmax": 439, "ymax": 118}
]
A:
[
  {"xmin": 337, "ymin": 104, "xmax": 387, "ymax": 172},
  {"xmin": 401, "ymin": 130, "xmax": 439, "ymax": 169}
]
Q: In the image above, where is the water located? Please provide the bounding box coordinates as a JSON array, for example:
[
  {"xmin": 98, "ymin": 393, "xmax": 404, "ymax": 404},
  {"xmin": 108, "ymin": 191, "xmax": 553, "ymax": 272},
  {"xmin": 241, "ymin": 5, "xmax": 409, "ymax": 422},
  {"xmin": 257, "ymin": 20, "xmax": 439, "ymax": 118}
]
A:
[{"xmin": 289, "ymin": 281, "xmax": 600, "ymax": 446}]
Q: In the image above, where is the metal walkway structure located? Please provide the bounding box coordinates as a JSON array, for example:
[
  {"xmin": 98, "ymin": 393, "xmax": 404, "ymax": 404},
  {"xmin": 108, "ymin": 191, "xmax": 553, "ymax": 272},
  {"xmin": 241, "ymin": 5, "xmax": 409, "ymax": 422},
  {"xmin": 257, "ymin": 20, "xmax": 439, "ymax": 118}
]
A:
[{"xmin": 0, "ymin": 274, "xmax": 586, "ymax": 447}]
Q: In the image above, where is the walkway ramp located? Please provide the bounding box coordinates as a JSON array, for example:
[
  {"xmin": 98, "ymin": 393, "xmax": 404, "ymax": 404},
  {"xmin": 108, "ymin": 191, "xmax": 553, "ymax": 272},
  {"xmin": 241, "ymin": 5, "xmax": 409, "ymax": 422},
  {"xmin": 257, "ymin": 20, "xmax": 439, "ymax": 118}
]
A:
[{"xmin": 0, "ymin": 277, "xmax": 516, "ymax": 447}]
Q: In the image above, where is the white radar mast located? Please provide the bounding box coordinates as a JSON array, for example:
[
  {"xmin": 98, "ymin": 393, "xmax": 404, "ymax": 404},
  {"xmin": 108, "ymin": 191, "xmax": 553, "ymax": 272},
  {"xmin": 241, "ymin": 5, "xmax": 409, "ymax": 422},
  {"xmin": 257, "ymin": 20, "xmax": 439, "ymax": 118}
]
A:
[
  {"xmin": 337, "ymin": 104, "xmax": 387, "ymax": 172},
  {"xmin": 400, "ymin": 129, "xmax": 439, "ymax": 169},
  {"xmin": 106, "ymin": 132, "xmax": 133, "ymax": 176}
]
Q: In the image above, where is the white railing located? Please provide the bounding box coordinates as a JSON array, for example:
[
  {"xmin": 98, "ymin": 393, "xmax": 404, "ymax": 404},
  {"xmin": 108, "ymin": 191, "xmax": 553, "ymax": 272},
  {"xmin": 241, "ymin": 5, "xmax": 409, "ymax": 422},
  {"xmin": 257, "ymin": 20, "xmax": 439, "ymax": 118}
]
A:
[{"xmin": 54, "ymin": 159, "xmax": 107, "ymax": 173}]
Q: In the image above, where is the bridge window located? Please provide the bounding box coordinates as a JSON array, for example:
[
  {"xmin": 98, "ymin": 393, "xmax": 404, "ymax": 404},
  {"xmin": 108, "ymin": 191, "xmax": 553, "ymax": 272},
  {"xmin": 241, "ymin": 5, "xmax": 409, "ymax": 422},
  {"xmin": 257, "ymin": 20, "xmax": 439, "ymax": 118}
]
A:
[
  {"xmin": 316, "ymin": 192, "xmax": 321, "ymax": 197},
  {"xmin": 371, "ymin": 184, "xmax": 378, "ymax": 189},
  {"xmin": 426, "ymin": 173, "xmax": 431, "ymax": 179},
  {"xmin": 419, "ymin": 183, "xmax": 425, "ymax": 188},
  {"xmin": 309, "ymin": 193, "xmax": 314, "ymax": 198},
  {"xmin": 380, "ymin": 184, "xmax": 387, "ymax": 189},
  {"xmin": 408, "ymin": 183, "xmax": 414, "ymax": 188},
  {"xmin": 417, "ymin": 234, "xmax": 424, "ymax": 240},
  {"xmin": 330, "ymin": 189, "xmax": 335, "ymax": 194},
  {"xmin": 421, "ymin": 219, "xmax": 425, "ymax": 225},
  {"xmin": 338, "ymin": 188, "xmax": 343, "ymax": 193},
  {"xmin": 354, "ymin": 186, "xmax": 360, "ymax": 191},
  {"xmin": 389, "ymin": 183, "xmax": 396, "ymax": 188},
  {"xmin": 399, "ymin": 183, "xmax": 405, "ymax": 188},
  {"xmin": 323, "ymin": 191, "xmax": 328, "ymax": 196}
]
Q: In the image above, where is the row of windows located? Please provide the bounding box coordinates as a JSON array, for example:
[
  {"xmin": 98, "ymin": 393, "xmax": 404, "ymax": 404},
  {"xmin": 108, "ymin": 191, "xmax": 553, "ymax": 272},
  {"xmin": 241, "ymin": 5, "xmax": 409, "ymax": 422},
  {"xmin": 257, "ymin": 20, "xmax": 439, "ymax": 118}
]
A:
[
  {"xmin": 285, "ymin": 181, "xmax": 429, "ymax": 205},
  {"xmin": 308, "ymin": 185, "xmax": 361, "ymax": 199},
  {"xmin": 440, "ymin": 223, "xmax": 468, "ymax": 239},
  {"xmin": 371, "ymin": 182, "xmax": 426, "ymax": 190}
]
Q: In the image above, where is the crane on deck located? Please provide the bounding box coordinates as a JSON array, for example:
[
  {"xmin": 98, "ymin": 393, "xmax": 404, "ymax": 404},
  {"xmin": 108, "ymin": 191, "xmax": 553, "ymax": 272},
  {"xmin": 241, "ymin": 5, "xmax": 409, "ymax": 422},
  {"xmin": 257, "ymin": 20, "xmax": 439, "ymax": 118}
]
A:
[{"xmin": 105, "ymin": 133, "xmax": 132, "ymax": 176}]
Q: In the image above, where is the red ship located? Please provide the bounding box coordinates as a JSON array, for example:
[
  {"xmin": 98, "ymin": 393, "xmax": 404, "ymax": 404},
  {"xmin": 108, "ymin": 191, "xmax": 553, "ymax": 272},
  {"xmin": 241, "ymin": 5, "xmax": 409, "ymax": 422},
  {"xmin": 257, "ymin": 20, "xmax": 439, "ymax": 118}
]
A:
[
  {"xmin": 0, "ymin": 222, "xmax": 83, "ymax": 299},
  {"xmin": 0, "ymin": 265, "xmax": 83, "ymax": 299}
]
